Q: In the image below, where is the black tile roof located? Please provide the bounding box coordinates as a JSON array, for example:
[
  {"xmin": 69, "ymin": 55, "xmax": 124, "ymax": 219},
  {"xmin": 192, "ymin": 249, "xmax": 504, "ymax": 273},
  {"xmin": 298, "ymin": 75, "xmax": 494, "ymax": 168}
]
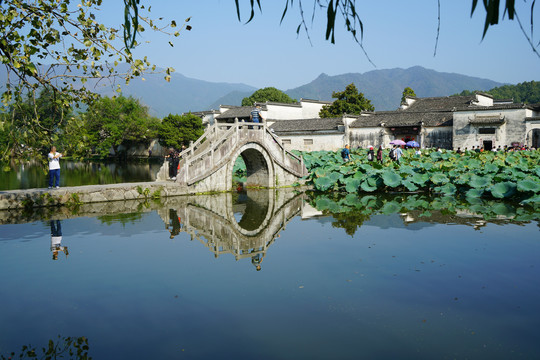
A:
[
  {"xmin": 270, "ymin": 118, "xmax": 343, "ymax": 133},
  {"xmin": 403, "ymin": 95, "xmax": 476, "ymax": 112},
  {"xmin": 469, "ymin": 116, "xmax": 505, "ymax": 125},
  {"xmin": 350, "ymin": 111, "xmax": 453, "ymax": 128},
  {"xmin": 215, "ymin": 106, "xmax": 267, "ymax": 120}
]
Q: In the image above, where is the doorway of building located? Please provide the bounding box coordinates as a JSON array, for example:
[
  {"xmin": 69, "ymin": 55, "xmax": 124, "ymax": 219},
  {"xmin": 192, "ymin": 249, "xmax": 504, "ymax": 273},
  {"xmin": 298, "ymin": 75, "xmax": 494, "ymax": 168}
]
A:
[{"xmin": 483, "ymin": 140, "xmax": 493, "ymax": 151}]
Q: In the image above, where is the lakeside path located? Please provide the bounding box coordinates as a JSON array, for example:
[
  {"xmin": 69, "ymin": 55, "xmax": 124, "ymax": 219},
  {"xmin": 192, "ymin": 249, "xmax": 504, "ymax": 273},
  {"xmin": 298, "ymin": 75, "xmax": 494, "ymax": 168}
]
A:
[{"xmin": 0, "ymin": 182, "xmax": 191, "ymax": 210}]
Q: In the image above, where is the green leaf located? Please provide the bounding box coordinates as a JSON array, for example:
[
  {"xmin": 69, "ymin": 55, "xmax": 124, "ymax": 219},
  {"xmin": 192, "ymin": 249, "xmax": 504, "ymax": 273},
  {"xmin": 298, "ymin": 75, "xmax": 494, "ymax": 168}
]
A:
[
  {"xmin": 430, "ymin": 173, "xmax": 449, "ymax": 185},
  {"xmin": 402, "ymin": 179, "xmax": 419, "ymax": 191},
  {"xmin": 343, "ymin": 177, "xmax": 361, "ymax": 193},
  {"xmin": 465, "ymin": 188, "xmax": 484, "ymax": 198},
  {"xmin": 313, "ymin": 176, "xmax": 335, "ymax": 191},
  {"xmin": 490, "ymin": 182, "xmax": 517, "ymax": 198},
  {"xmin": 381, "ymin": 201, "xmax": 401, "ymax": 215},
  {"xmin": 469, "ymin": 175, "xmax": 492, "ymax": 189},
  {"xmin": 360, "ymin": 180, "xmax": 377, "ymax": 192},
  {"xmin": 517, "ymin": 179, "xmax": 540, "ymax": 193},
  {"xmin": 381, "ymin": 170, "xmax": 401, "ymax": 187}
]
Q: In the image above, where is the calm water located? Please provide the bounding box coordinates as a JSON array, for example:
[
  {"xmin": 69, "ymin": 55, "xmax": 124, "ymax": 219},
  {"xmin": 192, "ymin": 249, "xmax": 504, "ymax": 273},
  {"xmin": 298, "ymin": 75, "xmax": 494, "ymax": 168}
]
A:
[
  {"xmin": 0, "ymin": 190, "xmax": 539, "ymax": 359},
  {"xmin": 1, "ymin": 160, "xmax": 163, "ymax": 190}
]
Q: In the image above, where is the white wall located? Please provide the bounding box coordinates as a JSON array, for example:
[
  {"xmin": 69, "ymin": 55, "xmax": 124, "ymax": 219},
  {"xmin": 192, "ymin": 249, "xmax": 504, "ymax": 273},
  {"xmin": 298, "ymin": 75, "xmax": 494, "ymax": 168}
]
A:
[
  {"xmin": 300, "ymin": 100, "xmax": 328, "ymax": 118},
  {"xmin": 266, "ymin": 104, "xmax": 303, "ymax": 120},
  {"xmin": 453, "ymin": 108, "xmax": 527, "ymax": 149},
  {"xmin": 280, "ymin": 133, "xmax": 345, "ymax": 152}
]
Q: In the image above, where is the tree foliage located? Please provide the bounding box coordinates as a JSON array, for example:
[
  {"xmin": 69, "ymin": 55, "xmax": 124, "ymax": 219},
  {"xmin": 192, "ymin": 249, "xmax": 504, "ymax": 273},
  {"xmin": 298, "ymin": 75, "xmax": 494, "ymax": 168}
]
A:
[
  {"xmin": 79, "ymin": 95, "xmax": 160, "ymax": 158},
  {"xmin": 456, "ymin": 81, "xmax": 540, "ymax": 104},
  {"xmin": 241, "ymin": 87, "xmax": 297, "ymax": 106},
  {"xmin": 158, "ymin": 113, "xmax": 204, "ymax": 150},
  {"xmin": 319, "ymin": 83, "xmax": 374, "ymax": 117},
  {"xmin": 401, "ymin": 87, "xmax": 417, "ymax": 104},
  {"xmin": 235, "ymin": 1, "xmax": 539, "ymax": 60},
  {"xmin": 0, "ymin": 0, "xmax": 188, "ymax": 164}
]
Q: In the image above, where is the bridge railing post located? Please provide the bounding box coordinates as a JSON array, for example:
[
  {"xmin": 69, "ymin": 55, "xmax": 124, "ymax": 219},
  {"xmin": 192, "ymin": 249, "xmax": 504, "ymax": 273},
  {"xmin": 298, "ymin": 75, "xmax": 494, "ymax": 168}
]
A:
[{"xmin": 235, "ymin": 117, "xmax": 239, "ymax": 144}]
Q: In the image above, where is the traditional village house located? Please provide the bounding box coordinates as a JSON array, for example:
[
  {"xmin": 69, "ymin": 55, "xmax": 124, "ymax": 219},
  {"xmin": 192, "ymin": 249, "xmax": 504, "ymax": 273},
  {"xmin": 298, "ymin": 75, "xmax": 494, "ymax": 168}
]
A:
[{"xmin": 194, "ymin": 93, "xmax": 539, "ymax": 152}]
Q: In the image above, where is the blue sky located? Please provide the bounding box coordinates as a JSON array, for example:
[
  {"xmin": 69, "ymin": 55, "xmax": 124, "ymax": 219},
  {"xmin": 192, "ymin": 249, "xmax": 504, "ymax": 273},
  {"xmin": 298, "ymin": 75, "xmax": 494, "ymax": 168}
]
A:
[{"xmin": 101, "ymin": 1, "xmax": 539, "ymax": 90}]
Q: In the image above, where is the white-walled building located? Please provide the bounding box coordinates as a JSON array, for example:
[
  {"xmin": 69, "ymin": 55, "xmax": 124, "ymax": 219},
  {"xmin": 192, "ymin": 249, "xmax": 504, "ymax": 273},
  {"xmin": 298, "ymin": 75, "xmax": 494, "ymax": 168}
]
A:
[{"xmin": 192, "ymin": 94, "xmax": 540, "ymax": 152}]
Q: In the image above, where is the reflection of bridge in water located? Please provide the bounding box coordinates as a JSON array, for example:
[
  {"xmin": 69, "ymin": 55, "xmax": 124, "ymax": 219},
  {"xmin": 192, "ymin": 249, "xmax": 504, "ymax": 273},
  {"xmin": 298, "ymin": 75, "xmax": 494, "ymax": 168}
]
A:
[{"xmin": 159, "ymin": 189, "xmax": 302, "ymax": 267}]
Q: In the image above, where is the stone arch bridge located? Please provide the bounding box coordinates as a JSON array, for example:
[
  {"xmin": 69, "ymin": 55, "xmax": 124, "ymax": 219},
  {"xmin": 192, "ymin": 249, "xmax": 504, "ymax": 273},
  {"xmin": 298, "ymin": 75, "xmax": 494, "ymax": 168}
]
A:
[{"xmin": 157, "ymin": 120, "xmax": 307, "ymax": 193}]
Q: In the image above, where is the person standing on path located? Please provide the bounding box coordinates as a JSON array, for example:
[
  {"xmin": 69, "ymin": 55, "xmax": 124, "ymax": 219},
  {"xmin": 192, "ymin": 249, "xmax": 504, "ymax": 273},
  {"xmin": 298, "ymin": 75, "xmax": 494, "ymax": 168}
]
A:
[{"xmin": 48, "ymin": 146, "xmax": 62, "ymax": 189}]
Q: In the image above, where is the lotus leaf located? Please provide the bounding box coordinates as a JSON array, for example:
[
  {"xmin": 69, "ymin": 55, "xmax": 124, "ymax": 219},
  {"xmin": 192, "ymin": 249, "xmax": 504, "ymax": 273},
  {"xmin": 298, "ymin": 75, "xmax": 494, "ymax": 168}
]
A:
[
  {"xmin": 430, "ymin": 173, "xmax": 449, "ymax": 185},
  {"xmin": 314, "ymin": 168, "xmax": 327, "ymax": 178},
  {"xmin": 410, "ymin": 172, "xmax": 429, "ymax": 186},
  {"xmin": 360, "ymin": 181, "xmax": 378, "ymax": 192},
  {"xmin": 381, "ymin": 201, "xmax": 401, "ymax": 215},
  {"xmin": 520, "ymin": 195, "xmax": 540, "ymax": 206},
  {"xmin": 491, "ymin": 203, "xmax": 516, "ymax": 217},
  {"xmin": 430, "ymin": 152, "xmax": 442, "ymax": 161},
  {"xmin": 465, "ymin": 188, "xmax": 484, "ymax": 198},
  {"xmin": 328, "ymin": 171, "xmax": 343, "ymax": 183},
  {"xmin": 422, "ymin": 162, "xmax": 433, "ymax": 171},
  {"xmin": 342, "ymin": 193, "xmax": 362, "ymax": 208},
  {"xmin": 359, "ymin": 195, "xmax": 377, "ymax": 204},
  {"xmin": 399, "ymin": 165, "xmax": 415, "ymax": 175},
  {"xmin": 483, "ymin": 163, "xmax": 499, "ymax": 173},
  {"xmin": 313, "ymin": 176, "xmax": 335, "ymax": 191},
  {"xmin": 490, "ymin": 182, "xmax": 517, "ymax": 198},
  {"xmin": 382, "ymin": 170, "xmax": 402, "ymax": 188},
  {"xmin": 366, "ymin": 174, "xmax": 382, "ymax": 188},
  {"xmin": 343, "ymin": 177, "xmax": 362, "ymax": 193},
  {"xmin": 314, "ymin": 196, "xmax": 333, "ymax": 211},
  {"xmin": 517, "ymin": 179, "xmax": 540, "ymax": 193},
  {"xmin": 436, "ymin": 183, "xmax": 457, "ymax": 195},
  {"xmin": 469, "ymin": 175, "xmax": 492, "ymax": 189},
  {"xmin": 339, "ymin": 166, "xmax": 356, "ymax": 175},
  {"xmin": 402, "ymin": 179, "xmax": 419, "ymax": 192}
]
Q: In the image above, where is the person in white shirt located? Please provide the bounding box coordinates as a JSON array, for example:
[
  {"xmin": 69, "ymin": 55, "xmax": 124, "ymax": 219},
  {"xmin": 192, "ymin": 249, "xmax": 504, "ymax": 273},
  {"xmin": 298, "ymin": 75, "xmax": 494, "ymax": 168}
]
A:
[{"xmin": 48, "ymin": 146, "xmax": 62, "ymax": 189}]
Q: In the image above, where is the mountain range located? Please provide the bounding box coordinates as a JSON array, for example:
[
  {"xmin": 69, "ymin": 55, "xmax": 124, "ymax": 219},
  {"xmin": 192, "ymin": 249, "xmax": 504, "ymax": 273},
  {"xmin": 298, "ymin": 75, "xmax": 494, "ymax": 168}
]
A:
[
  {"xmin": 206, "ymin": 66, "xmax": 504, "ymax": 113},
  {"xmin": 1, "ymin": 65, "xmax": 506, "ymax": 116}
]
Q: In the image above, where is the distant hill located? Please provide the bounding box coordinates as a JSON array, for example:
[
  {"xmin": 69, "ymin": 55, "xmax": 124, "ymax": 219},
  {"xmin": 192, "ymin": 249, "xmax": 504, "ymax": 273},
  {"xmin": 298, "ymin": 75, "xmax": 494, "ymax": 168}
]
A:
[
  {"xmin": 206, "ymin": 90, "xmax": 254, "ymax": 110},
  {"xmin": 0, "ymin": 64, "xmax": 257, "ymax": 118},
  {"xmin": 0, "ymin": 65, "xmax": 510, "ymax": 115},
  {"xmin": 97, "ymin": 65, "xmax": 257, "ymax": 117},
  {"xmin": 285, "ymin": 66, "xmax": 505, "ymax": 111}
]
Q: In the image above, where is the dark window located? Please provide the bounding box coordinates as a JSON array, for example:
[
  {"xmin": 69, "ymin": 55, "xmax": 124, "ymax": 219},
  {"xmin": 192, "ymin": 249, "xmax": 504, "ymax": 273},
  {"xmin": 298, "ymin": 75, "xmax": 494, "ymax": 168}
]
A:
[{"xmin": 479, "ymin": 128, "xmax": 496, "ymax": 134}]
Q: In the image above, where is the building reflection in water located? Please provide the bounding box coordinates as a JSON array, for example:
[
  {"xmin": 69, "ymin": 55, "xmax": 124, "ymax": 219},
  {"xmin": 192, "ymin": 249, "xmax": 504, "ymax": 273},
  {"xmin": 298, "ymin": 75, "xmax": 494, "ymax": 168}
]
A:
[{"xmin": 160, "ymin": 189, "xmax": 302, "ymax": 271}]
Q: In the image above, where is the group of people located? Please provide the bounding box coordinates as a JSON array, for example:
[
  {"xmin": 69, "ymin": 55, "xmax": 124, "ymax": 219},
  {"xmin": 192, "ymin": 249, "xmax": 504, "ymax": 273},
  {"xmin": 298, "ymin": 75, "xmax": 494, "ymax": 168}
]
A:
[
  {"xmin": 456, "ymin": 144, "xmax": 536, "ymax": 154},
  {"xmin": 341, "ymin": 144, "xmax": 403, "ymax": 163}
]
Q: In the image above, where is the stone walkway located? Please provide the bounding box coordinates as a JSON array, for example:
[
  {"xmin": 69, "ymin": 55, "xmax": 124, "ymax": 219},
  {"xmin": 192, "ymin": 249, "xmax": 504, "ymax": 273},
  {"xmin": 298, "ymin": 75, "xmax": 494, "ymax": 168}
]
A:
[{"xmin": 0, "ymin": 181, "xmax": 190, "ymax": 210}]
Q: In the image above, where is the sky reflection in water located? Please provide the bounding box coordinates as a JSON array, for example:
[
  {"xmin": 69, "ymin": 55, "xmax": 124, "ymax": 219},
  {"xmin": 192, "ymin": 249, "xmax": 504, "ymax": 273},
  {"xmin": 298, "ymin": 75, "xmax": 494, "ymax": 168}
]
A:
[{"xmin": 0, "ymin": 190, "xmax": 539, "ymax": 360}]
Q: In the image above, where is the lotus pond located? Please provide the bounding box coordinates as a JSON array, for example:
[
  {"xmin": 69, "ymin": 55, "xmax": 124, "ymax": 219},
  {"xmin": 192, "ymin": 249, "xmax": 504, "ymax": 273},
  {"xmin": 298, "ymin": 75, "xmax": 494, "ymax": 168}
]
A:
[
  {"xmin": 0, "ymin": 189, "xmax": 539, "ymax": 359},
  {"xmin": 296, "ymin": 148, "xmax": 540, "ymax": 205}
]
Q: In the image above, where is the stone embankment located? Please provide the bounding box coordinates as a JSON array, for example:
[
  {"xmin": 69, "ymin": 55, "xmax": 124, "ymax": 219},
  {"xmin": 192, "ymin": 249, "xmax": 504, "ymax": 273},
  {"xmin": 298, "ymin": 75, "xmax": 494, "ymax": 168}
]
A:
[{"xmin": 0, "ymin": 182, "xmax": 189, "ymax": 211}]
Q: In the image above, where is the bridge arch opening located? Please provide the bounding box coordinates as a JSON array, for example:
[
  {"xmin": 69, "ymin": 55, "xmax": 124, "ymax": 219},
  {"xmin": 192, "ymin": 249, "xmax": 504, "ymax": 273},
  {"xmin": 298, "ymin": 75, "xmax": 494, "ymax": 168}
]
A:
[{"xmin": 230, "ymin": 144, "xmax": 275, "ymax": 190}]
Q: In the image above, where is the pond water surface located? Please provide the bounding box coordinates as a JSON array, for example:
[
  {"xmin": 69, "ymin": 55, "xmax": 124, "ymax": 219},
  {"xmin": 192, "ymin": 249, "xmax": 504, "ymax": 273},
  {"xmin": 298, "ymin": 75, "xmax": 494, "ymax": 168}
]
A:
[
  {"xmin": 0, "ymin": 190, "xmax": 539, "ymax": 359},
  {"xmin": 1, "ymin": 160, "xmax": 163, "ymax": 190}
]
